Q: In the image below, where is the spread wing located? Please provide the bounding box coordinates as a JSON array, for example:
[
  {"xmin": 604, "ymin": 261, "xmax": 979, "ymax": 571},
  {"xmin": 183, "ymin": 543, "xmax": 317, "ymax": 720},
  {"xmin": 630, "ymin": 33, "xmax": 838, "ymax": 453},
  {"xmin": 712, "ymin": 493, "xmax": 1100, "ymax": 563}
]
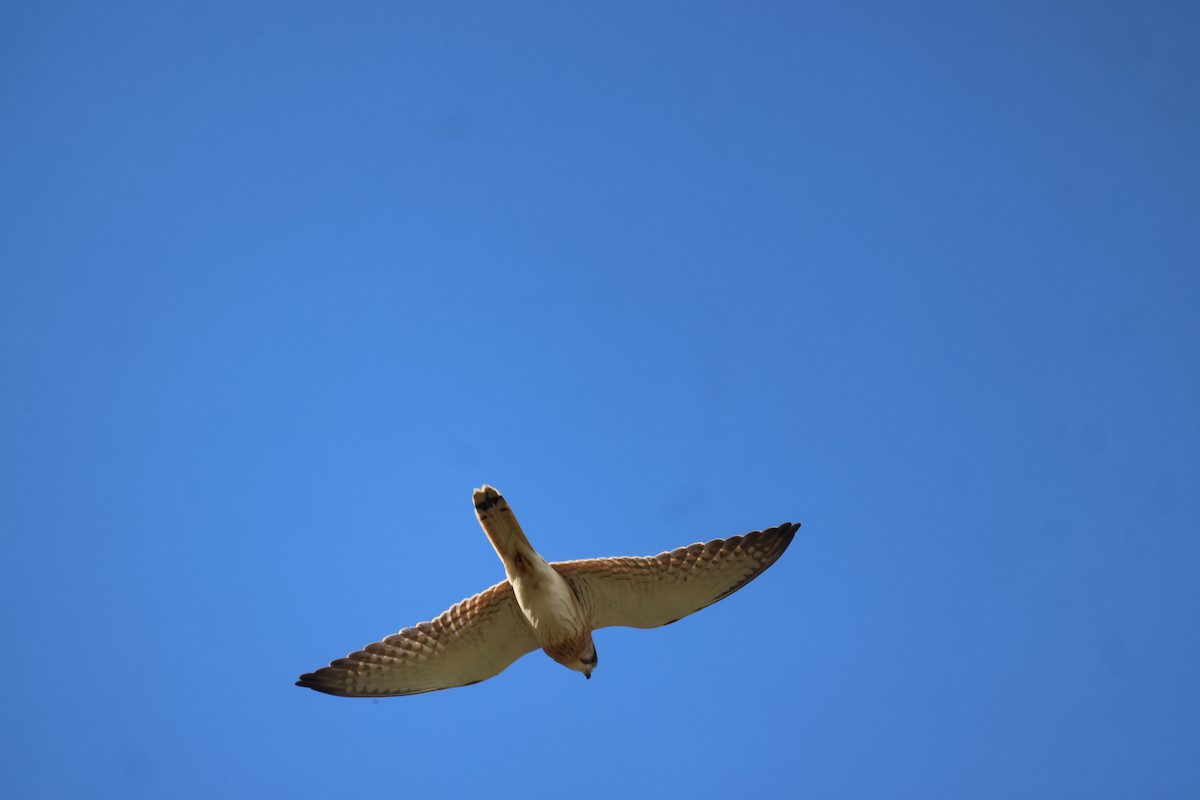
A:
[
  {"xmin": 552, "ymin": 522, "xmax": 799, "ymax": 629},
  {"xmin": 296, "ymin": 580, "xmax": 540, "ymax": 697}
]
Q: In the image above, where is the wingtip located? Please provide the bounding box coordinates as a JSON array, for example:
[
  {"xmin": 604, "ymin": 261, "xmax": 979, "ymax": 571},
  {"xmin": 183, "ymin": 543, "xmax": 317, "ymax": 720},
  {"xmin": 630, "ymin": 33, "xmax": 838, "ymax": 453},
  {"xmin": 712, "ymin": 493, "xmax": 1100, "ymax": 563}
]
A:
[
  {"xmin": 296, "ymin": 674, "xmax": 352, "ymax": 697},
  {"xmin": 753, "ymin": 521, "xmax": 801, "ymax": 553},
  {"xmin": 768, "ymin": 521, "xmax": 801, "ymax": 539}
]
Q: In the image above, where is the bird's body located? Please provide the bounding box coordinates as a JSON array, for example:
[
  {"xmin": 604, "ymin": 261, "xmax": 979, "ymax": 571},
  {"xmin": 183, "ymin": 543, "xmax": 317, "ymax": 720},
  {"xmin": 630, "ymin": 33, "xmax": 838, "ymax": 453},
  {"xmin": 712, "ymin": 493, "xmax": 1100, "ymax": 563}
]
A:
[
  {"xmin": 474, "ymin": 488, "xmax": 596, "ymax": 674},
  {"xmin": 297, "ymin": 485, "xmax": 798, "ymax": 697}
]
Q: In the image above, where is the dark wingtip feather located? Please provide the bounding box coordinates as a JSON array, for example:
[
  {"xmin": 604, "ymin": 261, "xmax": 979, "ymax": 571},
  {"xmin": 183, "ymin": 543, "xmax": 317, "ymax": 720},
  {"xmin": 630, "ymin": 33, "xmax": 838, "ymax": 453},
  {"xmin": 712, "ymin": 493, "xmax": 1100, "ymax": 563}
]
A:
[
  {"xmin": 765, "ymin": 521, "xmax": 801, "ymax": 547},
  {"xmin": 296, "ymin": 668, "xmax": 356, "ymax": 696},
  {"xmin": 296, "ymin": 680, "xmax": 355, "ymax": 697}
]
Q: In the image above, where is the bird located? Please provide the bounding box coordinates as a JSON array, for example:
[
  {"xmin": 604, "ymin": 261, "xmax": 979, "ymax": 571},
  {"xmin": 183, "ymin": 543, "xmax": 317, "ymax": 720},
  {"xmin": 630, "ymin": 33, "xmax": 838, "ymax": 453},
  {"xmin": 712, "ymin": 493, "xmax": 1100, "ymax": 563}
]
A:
[{"xmin": 296, "ymin": 485, "xmax": 799, "ymax": 697}]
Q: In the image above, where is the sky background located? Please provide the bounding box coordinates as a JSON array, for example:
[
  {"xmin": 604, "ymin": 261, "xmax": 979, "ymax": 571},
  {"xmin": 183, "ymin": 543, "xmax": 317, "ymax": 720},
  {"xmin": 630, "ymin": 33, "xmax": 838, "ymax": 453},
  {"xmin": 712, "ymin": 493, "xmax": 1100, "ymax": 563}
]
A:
[{"xmin": 2, "ymin": 2, "xmax": 1198, "ymax": 798}]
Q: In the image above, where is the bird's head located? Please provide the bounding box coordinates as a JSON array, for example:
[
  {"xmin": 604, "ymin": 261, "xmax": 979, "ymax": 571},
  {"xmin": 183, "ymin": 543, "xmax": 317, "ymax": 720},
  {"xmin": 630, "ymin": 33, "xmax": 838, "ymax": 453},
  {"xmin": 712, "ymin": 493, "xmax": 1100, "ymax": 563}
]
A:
[{"xmin": 575, "ymin": 645, "xmax": 599, "ymax": 680}]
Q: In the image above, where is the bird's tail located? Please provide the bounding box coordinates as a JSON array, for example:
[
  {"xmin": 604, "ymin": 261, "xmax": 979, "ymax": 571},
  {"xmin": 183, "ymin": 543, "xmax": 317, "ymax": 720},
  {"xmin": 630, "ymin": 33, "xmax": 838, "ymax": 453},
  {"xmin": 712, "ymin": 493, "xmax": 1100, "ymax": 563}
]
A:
[{"xmin": 473, "ymin": 486, "xmax": 536, "ymax": 567}]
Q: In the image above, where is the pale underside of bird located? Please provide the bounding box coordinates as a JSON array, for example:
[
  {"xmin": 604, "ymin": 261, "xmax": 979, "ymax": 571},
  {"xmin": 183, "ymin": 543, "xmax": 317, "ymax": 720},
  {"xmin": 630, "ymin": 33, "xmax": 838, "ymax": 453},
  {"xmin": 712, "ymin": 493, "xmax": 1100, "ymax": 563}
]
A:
[{"xmin": 296, "ymin": 486, "xmax": 800, "ymax": 697}]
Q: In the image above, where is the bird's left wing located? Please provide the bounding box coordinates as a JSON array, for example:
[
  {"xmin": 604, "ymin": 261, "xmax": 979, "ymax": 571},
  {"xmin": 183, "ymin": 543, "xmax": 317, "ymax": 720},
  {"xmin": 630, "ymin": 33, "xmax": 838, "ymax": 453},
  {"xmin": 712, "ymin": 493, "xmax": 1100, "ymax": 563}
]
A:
[{"xmin": 296, "ymin": 580, "xmax": 540, "ymax": 697}]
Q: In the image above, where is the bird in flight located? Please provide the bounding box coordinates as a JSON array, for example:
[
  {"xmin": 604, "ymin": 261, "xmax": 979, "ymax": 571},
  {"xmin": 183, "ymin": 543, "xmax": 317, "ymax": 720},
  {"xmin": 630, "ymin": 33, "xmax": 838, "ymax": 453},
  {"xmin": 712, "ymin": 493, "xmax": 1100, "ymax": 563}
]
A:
[{"xmin": 297, "ymin": 485, "xmax": 799, "ymax": 697}]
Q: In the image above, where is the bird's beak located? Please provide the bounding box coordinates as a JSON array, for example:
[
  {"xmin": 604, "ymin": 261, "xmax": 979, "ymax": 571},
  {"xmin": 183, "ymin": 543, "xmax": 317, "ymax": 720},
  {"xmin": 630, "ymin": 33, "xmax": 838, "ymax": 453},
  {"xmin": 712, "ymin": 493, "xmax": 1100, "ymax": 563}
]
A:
[{"xmin": 585, "ymin": 671, "xmax": 591, "ymax": 680}]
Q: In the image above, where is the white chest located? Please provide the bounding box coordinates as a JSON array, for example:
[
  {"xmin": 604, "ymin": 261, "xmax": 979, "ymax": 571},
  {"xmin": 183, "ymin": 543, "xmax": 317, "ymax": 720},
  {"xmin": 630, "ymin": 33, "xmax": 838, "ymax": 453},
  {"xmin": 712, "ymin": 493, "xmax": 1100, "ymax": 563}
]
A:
[{"xmin": 510, "ymin": 561, "xmax": 588, "ymax": 640}]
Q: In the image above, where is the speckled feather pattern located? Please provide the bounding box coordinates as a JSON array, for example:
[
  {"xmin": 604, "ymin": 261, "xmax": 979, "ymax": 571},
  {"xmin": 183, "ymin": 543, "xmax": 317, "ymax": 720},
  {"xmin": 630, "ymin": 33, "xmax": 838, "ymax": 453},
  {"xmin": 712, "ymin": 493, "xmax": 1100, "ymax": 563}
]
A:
[
  {"xmin": 554, "ymin": 523, "xmax": 799, "ymax": 629},
  {"xmin": 296, "ymin": 580, "xmax": 539, "ymax": 697},
  {"xmin": 297, "ymin": 505, "xmax": 799, "ymax": 698}
]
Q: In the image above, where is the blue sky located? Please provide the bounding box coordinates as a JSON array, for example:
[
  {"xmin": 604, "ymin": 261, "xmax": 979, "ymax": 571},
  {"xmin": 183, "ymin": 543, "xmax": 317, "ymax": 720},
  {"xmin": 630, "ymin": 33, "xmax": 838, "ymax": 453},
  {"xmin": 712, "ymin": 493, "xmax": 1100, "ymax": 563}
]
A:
[{"xmin": 2, "ymin": 2, "xmax": 1198, "ymax": 797}]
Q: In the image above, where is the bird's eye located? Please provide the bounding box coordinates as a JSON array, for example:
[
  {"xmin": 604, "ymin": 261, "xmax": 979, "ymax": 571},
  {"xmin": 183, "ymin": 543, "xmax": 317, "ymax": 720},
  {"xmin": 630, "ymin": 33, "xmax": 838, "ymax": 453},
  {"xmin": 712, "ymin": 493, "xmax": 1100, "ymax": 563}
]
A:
[{"xmin": 582, "ymin": 651, "xmax": 598, "ymax": 666}]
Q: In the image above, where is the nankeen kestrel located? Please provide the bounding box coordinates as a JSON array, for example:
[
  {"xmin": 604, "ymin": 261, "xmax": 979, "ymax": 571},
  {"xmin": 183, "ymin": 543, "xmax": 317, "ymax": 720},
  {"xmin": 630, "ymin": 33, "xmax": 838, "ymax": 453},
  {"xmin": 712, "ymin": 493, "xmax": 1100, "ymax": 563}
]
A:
[{"xmin": 297, "ymin": 486, "xmax": 799, "ymax": 697}]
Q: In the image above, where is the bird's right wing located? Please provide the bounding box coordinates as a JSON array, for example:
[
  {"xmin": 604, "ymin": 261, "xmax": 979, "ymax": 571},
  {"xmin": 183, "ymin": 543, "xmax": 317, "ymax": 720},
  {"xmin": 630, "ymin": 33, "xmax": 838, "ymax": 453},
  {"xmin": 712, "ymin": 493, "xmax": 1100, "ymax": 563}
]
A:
[
  {"xmin": 552, "ymin": 522, "xmax": 799, "ymax": 630},
  {"xmin": 296, "ymin": 580, "xmax": 540, "ymax": 697}
]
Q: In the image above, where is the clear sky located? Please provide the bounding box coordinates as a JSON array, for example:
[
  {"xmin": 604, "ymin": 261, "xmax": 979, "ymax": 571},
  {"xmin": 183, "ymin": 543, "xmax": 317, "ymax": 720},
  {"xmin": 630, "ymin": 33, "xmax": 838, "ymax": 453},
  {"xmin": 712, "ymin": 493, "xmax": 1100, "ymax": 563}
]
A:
[{"xmin": 2, "ymin": 2, "xmax": 1198, "ymax": 798}]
